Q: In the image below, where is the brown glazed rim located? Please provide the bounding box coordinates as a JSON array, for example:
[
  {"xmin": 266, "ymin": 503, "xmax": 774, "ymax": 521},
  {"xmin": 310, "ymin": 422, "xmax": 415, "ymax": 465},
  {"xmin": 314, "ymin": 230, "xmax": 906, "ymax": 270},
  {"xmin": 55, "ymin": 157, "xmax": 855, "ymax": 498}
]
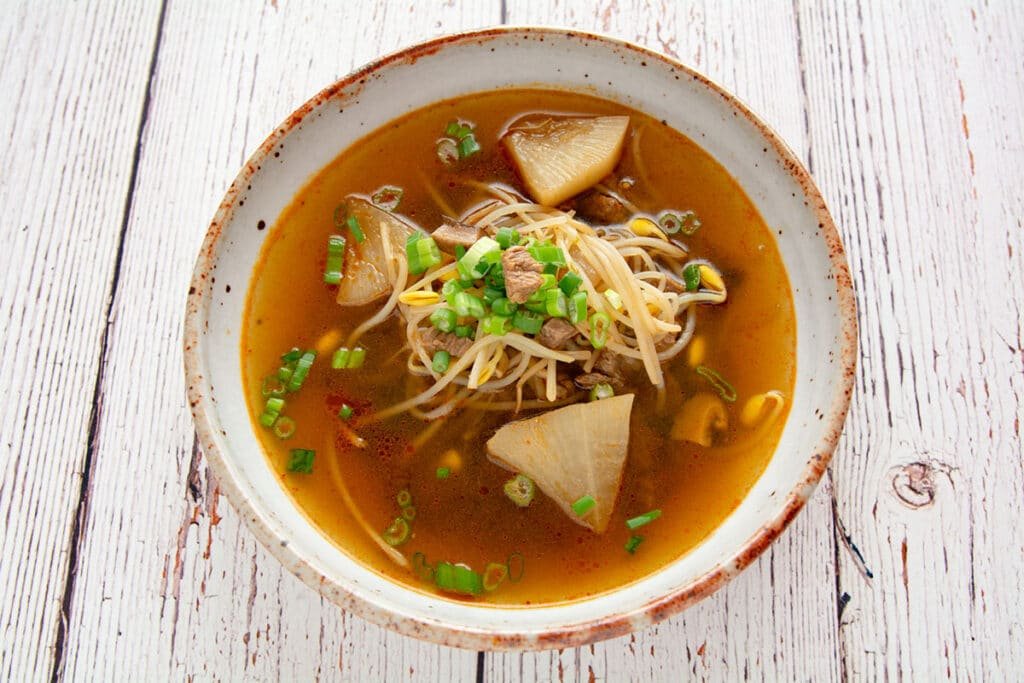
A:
[{"xmin": 184, "ymin": 26, "xmax": 858, "ymax": 651}]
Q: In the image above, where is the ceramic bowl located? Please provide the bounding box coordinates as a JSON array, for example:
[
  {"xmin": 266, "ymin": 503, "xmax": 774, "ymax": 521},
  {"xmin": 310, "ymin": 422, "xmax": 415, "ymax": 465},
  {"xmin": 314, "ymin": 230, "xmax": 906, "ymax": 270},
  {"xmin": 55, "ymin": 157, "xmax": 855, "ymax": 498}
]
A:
[{"xmin": 184, "ymin": 27, "xmax": 857, "ymax": 650}]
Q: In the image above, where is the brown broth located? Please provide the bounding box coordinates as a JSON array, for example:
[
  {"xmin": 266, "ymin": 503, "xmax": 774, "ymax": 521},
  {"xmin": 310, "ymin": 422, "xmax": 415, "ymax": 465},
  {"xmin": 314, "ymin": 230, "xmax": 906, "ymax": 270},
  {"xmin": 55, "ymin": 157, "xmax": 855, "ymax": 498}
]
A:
[{"xmin": 242, "ymin": 89, "xmax": 795, "ymax": 605}]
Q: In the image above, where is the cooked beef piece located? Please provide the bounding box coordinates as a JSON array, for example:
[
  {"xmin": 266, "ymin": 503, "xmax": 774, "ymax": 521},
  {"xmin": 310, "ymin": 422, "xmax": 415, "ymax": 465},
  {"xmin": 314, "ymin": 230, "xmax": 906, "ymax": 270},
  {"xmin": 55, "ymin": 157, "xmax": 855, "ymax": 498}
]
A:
[
  {"xmin": 573, "ymin": 191, "xmax": 630, "ymax": 224},
  {"xmin": 573, "ymin": 372, "xmax": 615, "ymax": 390},
  {"xmin": 431, "ymin": 218, "xmax": 483, "ymax": 254},
  {"xmin": 593, "ymin": 350, "xmax": 640, "ymax": 386},
  {"xmin": 501, "ymin": 246, "xmax": 544, "ymax": 303},
  {"xmin": 537, "ymin": 318, "xmax": 578, "ymax": 349},
  {"xmin": 420, "ymin": 328, "xmax": 473, "ymax": 357}
]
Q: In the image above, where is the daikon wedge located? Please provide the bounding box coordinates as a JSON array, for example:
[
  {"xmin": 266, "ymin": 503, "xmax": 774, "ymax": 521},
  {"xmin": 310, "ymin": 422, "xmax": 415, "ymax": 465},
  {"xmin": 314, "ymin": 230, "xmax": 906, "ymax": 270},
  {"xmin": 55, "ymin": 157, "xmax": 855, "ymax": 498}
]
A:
[
  {"xmin": 486, "ymin": 394, "xmax": 633, "ymax": 533},
  {"xmin": 335, "ymin": 196, "xmax": 415, "ymax": 306},
  {"xmin": 502, "ymin": 116, "xmax": 629, "ymax": 206}
]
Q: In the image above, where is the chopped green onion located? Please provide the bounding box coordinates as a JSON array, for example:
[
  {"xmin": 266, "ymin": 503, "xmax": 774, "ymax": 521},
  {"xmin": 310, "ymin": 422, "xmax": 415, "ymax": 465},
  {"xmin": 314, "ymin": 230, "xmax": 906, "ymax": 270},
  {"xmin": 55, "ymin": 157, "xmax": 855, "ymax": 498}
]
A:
[
  {"xmin": 286, "ymin": 448, "xmax": 314, "ymax": 474},
  {"xmin": 571, "ymin": 495, "xmax": 596, "ymax": 516},
  {"xmin": 558, "ymin": 271, "xmax": 583, "ymax": 296},
  {"xmin": 625, "ymin": 509, "xmax": 662, "ymax": 530},
  {"xmin": 331, "ymin": 346, "xmax": 365, "ymax": 370},
  {"xmin": 323, "ymin": 234, "xmax": 346, "ymax": 284},
  {"xmin": 491, "ymin": 297, "xmax": 517, "ymax": 316},
  {"xmin": 528, "ymin": 243, "xmax": 566, "ymax": 266},
  {"xmin": 484, "ymin": 269, "xmax": 506, "ymax": 290},
  {"xmin": 482, "ymin": 286, "xmax": 504, "ymax": 306},
  {"xmin": 683, "ymin": 263, "xmax": 701, "ymax": 292},
  {"xmin": 261, "ymin": 375, "xmax": 286, "ymax": 397},
  {"xmin": 696, "ymin": 365, "xmax": 737, "ymax": 402},
  {"xmin": 604, "ymin": 289, "xmax": 624, "ymax": 311},
  {"xmin": 452, "ymin": 291, "xmax": 486, "ymax": 318},
  {"xmin": 430, "ymin": 307, "xmax": 457, "ymax": 333},
  {"xmin": 625, "ymin": 535, "xmax": 644, "ymax": 554},
  {"xmin": 589, "ymin": 312, "xmax": 612, "ymax": 350},
  {"xmin": 346, "ymin": 215, "xmax": 365, "ymax": 244},
  {"xmin": 277, "ymin": 364, "xmax": 294, "ymax": 382},
  {"xmin": 503, "ymin": 474, "xmax": 535, "ymax": 507},
  {"xmin": 544, "ymin": 289, "xmax": 568, "ymax": 318},
  {"xmin": 568, "ymin": 291, "xmax": 588, "ymax": 324},
  {"xmin": 454, "ymin": 324, "xmax": 474, "ymax": 339},
  {"xmin": 434, "ymin": 562, "xmax": 483, "ymax": 595},
  {"xmin": 396, "ymin": 489, "xmax": 412, "ymax": 508},
  {"xmin": 286, "ymin": 351, "xmax": 316, "ymax": 392},
  {"xmin": 332, "ymin": 204, "xmax": 347, "ymax": 229},
  {"xmin": 281, "ymin": 348, "xmax": 302, "ymax": 363},
  {"xmin": 482, "ymin": 562, "xmax": 508, "ymax": 592},
  {"xmin": 338, "ymin": 404, "xmax": 353, "ymax": 420},
  {"xmin": 444, "ymin": 120, "xmax": 473, "ymax": 140},
  {"xmin": 458, "ymin": 236, "xmax": 500, "ymax": 279},
  {"xmin": 507, "ymin": 552, "xmax": 525, "ymax": 583},
  {"xmin": 457, "ymin": 134, "xmax": 480, "ymax": 159},
  {"xmin": 524, "ymin": 299, "xmax": 548, "ymax": 315},
  {"xmin": 432, "ymin": 350, "xmax": 451, "ymax": 373},
  {"xmin": 679, "ymin": 209, "xmax": 702, "ymax": 235},
  {"xmin": 480, "ymin": 315, "xmax": 511, "ymax": 336},
  {"xmin": 383, "ymin": 517, "xmax": 411, "ymax": 546},
  {"xmin": 371, "ymin": 186, "xmax": 403, "ymax": 211},
  {"xmin": 543, "ymin": 263, "xmax": 559, "ymax": 275},
  {"xmin": 331, "ymin": 347, "xmax": 350, "ymax": 369},
  {"xmin": 658, "ymin": 212, "xmax": 683, "ymax": 234},
  {"xmin": 436, "ymin": 466, "xmax": 451, "ymax": 480},
  {"xmin": 441, "ymin": 278, "xmax": 467, "ymax": 305},
  {"xmin": 259, "ymin": 397, "xmax": 285, "ymax": 427},
  {"xmin": 436, "ymin": 138, "xmax": 458, "ymax": 165},
  {"xmin": 454, "ymin": 244, "xmax": 466, "ymax": 260},
  {"xmin": 273, "ymin": 416, "xmax": 296, "ymax": 439},
  {"xmin": 406, "ymin": 232, "xmax": 442, "ymax": 274},
  {"xmin": 589, "ymin": 383, "xmax": 614, "ymax": 401},
  {"xmin": 512, "ymin": 309, "xmax": 544, "ymax": 334},
  {"xmin": 402, "ymin": 506, "xmax": 417, "ymax": 521},
  {"xmin": 348, "ymin": 347, "xmax": 366, "ymax": 369},
  {"xmin": 495, "ymin": 227, "xmax": 520, "ymax": 249}
]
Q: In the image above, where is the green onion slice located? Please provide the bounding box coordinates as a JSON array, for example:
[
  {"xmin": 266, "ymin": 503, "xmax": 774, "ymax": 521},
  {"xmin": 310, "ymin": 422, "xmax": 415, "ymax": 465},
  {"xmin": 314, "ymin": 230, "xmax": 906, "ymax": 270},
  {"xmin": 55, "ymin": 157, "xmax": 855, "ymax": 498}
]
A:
[
  {"xmin": 430, "ymin": 307, "xmax": 457, "ymax": 333},
  {"xmin": 544, "ymin": 289, "xmax": 568, "ymax": 318},
  {"xmin": 696, "ymin": 365, "xmax": 738, "ymax": 402},
  {"xmin": 604, "ymin": 289, "xmax": 624, "ymax": 311},
  {"xmin": 512, "ymin": 309, "xmax": 544, "ymax": 335},
  {"xmin": 625, "ymin": 509, "xmax": 662, "ymax": 530},
  {"xmin": 589, "ymin": 383, "xmax": 614, "ymax": 402},
  {"xmin": 458, "ymin": 236, "xmax": 500, "ymax": 279},
  {"xmin": 272, "ymin": 416, "xmax": 296, "ymax": 439},
  {"xmin": 407, "ymin": 232, "xmax": 442, "ymax": 275},
  {"xmin": 286, "ymin": 448, "xmax": 314, "ymax": 474},
  {"xmin": 571, "ymin": 495, "xmax": 596, "ymax": 516},
  {"xmin": 396, "ymin": 489, "xmax": 413, "ymax": 508},
  {"xmin": 480, "ymin": 315, "xmax": 511, "ymax": 337},
  {"xmin": 281, "ymin": 348, "xmax": 302, "ymax": 363},
  {"xmin": 491, "ymin": 297, "xmax": 517, "ymax": 317},
  {"xmin": 383, "ymin": 517, "xmax": 411, "ymax": 547},
  {"xmin": 506, "ymin": 552, "xmax": 525, "ymax": 583},
  {"xmin": 589, "ymin": 312, "xmax": 612, "ymax": 350},
  {"xmin": 625, "ymin": 535, "xmax": 644, "ymax": 554},
  {"xmin": 434, "ymin": 562, "xmax": 483, "ymax": 595},
  {"xmin": 432, "ymin": 350, "xmax": 451, "ymax": 373},
  {"xmin": 454, "ymin": 325, "xmax": 474, "ymax": 339},
  {"xmin": 402, "ymin": 506, "xmax": 417, "ymax": 522},
  {"xmin": 679, "ymin": 210, "xmax": 702, "ymax": 235},
  {"xmin": 482, "ymin": 562, "xmax": 508, "ymax": 592},
  {"xmin": 495, "ymin": 226, "xmax": 520, "ymax": 249},
  {"xmin": 371, "ymin": 186, "xmax": 403, "ymax": 211},
  {"xmin": 346, "ymin": 215, "xmax": 365, "ymax": 244},
  {"xmin": 323, "ymin": 234, "xmax": 346, "ymax": 284},
  {"xmin": 261, "ymin": 375, "xmax": 286, "ymax": 397},
  {"xmin": 658, "ymin": 212, "xmax": 683, "ymax": 234},
  {"xmin": 436, "ymin": 466, "xmax": 451, "ymax": 480},
  {"xmin": 259, "ymin": 396, "xmax": 285, "ymax": 427},
  {"xmin": 457, "ymin": 134, "xmax": 481, "ymax": 159},
  {"xmin": 558, "ymin": 271, "xmax": 583, "ymax": 296},
  {"xmin": 503, "ymin": 474, "xmax": 535, "ymax": 507},
  {"xmin": 286, "ymin": 350, "xmax": 316, "ymax": 392},
  {"xmin": 682, "ymin": 263, "xmax": 701, "ymax": 292},
  {"xmin": 338, "ymin": 404, "xmax": 354, "ymax": 420},
  {"xmin": 568, "ymin": 291, "xmax": 588, "ymax": 324},
  {"xmin": 527, "ymin": 243, "xmax": 566, "ymax": 266}
]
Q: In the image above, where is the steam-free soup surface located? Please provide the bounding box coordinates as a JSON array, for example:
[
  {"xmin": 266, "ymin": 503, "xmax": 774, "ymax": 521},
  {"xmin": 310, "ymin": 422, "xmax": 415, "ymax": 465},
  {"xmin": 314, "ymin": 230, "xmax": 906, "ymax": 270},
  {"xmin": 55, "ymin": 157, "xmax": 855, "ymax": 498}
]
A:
[{"xmin": 243, "ymin": 89, "xmax": 795, "ymax": 605}]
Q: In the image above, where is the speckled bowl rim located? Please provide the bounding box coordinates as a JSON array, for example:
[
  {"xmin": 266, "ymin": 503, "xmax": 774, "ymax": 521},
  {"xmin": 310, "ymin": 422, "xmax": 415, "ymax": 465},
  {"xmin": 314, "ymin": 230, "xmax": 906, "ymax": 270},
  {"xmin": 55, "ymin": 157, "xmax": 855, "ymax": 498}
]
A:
[{"xmin": 184, "ymin": 26, "xmax": 858, "ymax": 651}]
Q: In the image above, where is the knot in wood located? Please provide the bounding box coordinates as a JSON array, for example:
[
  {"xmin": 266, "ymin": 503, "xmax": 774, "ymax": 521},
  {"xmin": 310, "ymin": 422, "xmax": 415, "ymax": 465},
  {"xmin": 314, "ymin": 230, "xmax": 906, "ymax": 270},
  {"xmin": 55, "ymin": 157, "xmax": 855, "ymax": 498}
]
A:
[{"xmin": 891, "ymin": 461, "xmax": 936, "ymax": 509}]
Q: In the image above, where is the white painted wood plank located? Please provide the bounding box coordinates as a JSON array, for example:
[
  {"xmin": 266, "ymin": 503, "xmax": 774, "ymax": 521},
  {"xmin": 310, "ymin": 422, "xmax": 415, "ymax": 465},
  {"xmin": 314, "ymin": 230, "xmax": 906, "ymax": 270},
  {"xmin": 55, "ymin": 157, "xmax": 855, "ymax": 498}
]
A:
[
  {"xmin": 796, "ymin": 1, "xmax": 1024, "ymax": 679},
  {"xmin": 491, "ymin": 2, "xmax": 842, "ymax": 681},
  {"xmin": 58, "ymin": 2, "xmax": 499, "ymax": 681},
  {"xmin": 0, "ymin": 3, "xmax": 162, "ymax": 680}
]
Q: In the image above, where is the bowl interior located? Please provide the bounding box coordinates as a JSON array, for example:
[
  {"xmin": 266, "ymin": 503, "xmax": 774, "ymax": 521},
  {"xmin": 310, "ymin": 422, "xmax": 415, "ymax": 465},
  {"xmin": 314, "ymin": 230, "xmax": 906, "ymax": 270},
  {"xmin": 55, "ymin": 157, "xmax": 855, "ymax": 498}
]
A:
[{"xmin": 186, "ymin": 28, "xmax": 854, "ymax": 649}]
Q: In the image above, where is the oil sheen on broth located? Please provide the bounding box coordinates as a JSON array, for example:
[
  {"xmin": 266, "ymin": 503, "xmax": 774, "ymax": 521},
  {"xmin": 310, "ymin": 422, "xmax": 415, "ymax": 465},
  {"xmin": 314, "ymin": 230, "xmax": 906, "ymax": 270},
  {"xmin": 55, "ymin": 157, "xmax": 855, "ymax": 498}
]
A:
[{"xmin": 243, "ymin": 89, "xmax": 795, "ymax": 605}]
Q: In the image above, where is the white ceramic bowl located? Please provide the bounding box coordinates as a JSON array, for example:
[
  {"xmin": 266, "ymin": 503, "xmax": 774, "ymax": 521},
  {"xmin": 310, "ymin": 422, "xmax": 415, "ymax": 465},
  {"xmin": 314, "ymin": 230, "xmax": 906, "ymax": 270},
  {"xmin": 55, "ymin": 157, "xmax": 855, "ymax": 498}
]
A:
[{"xmin": 184, "ymin": 27, "xmax": 856, "ymax": 650}]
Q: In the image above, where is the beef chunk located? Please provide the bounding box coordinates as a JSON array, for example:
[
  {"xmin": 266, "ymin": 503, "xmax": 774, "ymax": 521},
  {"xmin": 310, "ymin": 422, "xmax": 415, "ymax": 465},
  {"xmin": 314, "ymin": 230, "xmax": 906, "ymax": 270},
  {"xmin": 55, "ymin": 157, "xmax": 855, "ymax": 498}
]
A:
[
  {"xmin": 501, "ymin": 246, "xmax": 544, "ymax": 303},
  {"xmin": 592, "ymin": 350, "xmax": 641, "ymax": 387},
  {"xmin": 573, "ymin": 372, "xmax": 615, "ymax": 390},
  {"xmin": 573, "ymin": 191, "xmax": 630, "ymax": 224},
  {"xmin": 420, "ymin": 328, "xmax": 473, "ymax": 357},
  {"xmin": 537, "ymin": 318, "xmax": 578, "ymax": 349},
  {"xmin": 431, "ymin": 218, "xmax": 482, "ymax": 254}
]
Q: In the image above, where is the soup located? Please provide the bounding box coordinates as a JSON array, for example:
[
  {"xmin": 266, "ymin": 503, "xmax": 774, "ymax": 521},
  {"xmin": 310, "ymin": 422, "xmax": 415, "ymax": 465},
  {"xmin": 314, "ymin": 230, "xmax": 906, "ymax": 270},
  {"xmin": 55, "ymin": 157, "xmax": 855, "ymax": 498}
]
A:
[{"xmin": 243, "ymin": 88, "xmax": 795, "ymax": 605}]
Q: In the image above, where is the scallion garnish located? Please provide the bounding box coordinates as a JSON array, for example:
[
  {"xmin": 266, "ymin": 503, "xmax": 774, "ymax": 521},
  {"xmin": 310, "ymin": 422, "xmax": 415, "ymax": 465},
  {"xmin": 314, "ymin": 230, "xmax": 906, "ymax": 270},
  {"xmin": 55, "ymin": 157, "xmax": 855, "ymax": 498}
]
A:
[
  {"xmin": 338, "ymin": 403, "xmax": 353, "ymax": 420},
  {"xmin": 436, "ymin": 466, "xmax": 451, "ymax": 479},
  {"xmin": 430, "ymin": 307, "xmax": 457, "ymax": 333},
  {"xmin": 625, "ymin": 509, "xmax": 662, "ymax": 530},
  {"xmin": 348, "ymin": 347, "xmax": 366, "ymax": 369},
  {"xmin": 396, "ymin": 489, "xmax": 413, "ymax": 508},
  {"xmin": 658, "ymin": 212, "xmax": 683, "ymax": 234},
  {"xmin": 480, "ymin": 315, "xmax": 511, "ymax": 336},
  {"xmin": 402, "ymin": 505, "xmax": 417, "ymax": 521},
  {"xmin": 331, "ymin": 347, "xmax": 350, "ymax": 369},
  {"xmin": 406, "ymin": 232, "xmax": 442, "ymax": 275},
  {"xmin": 331, "ymin": 346, "xmax": 366, "ymax": 370},
  {"xmin": 281, "ymin": 348, "xmax": 302, "ymax": 363},
  {"xmin": 261, "ymin": 375, "xmax": 286, "ymax": 398},
  {"xmin": 695, "ymin": 365, "xmax": 737, "ymax": 402},
  {"xmin": 558, "ymin": 271, "xmax": 583, "ymax": 296},
  {"xmin": 432, "ymin": 350, "xmax": 451, "ymax": 373},
  {"xmin": 544, "ymin": 289, "xmax": 568, "ymax": 318},
  {"xmin": 371, "ymin": 186, "xmax": 403, "ymax": 211},
  {"xmin": 287, "ymin": 448, "xmax": 315, "ymax": 474},
  {"xmin": 527, "ymin": 243, "xmax": 566, "ymax": 266},
  {"xmin": 481, "ymin": 286, "xmax": 504, "ymax": 306},
  {"xmin": 346, "ymin": 215, "xmax": 365, "ymax": 244},
  {"xmin": 482, "ymin": 562, "xmax": 508, "ymax": 592},
  {"xmin": 272, "ymin": 416, "xmax": 296, "ymax": 439},
  {"xmin": 382, "ymin": 517, "xmax": 410, "ymax": 547},
  {"xmin": 506, "ymin": 552, "xmax": 525, "ymax": 583},
  {"xmin": 679, "ymin": 209, "xmax": 702, "ymax": 235},
  {"xmin": 458, "ymin": 236, "xmax": 500, "ymax": 279},
  {"xmin": 682, "ymin": 263, "xmax": 701, "ymax": 292},
  {"xmin": 503, "ymin": 474, "xmax": 535, "ymax": 507},
  {"xmin": 457, "ymin": 135, "xmax": 480, "ymax": 158},
  {"xmin": 452, "ymin": 291, "xmax": 486, "ymax": 318},
  {"xmin": 434, "ymin": 561, "xmax": 483, "ymax": 595},
  {"xmin": 568, "ymin": 291, "xmax": 588, "ymax": 324},
  {"xmin": 589, "ymin": 312, "xmax": 611, "ymax": 350},
  {"xmin": 491, "ymin": 297, "xmax": 517, "ymax": 317},
  {"xmin": 625, "ymin": 535, "xmax": 644, "ymax": 554},
  {"xmin": 495, "ymin": 226, "xmax": 520, "ymax": 249},
  {"xmin": 259, "ymin": 397, "xmax": 285, "ymax": 427},
  {"xmin": 589, "ymin": 383, "xmax": 614, "ymax": 402},
  {"xmin": 571, "ymin": 495, "xmax": 596, "ymax": 516},
  {"xmin": 512, "ymin": 309, "xmax": 544, "ymax": 334},
  {"xmin": 286, "ymin": 350, "xmax": 316, "ymax": 392},
  {"xmin": 323, "ymin": 234, "xmax": 346, "ymax": 284},
  {"xmin": 604, "ymin": 289, "xmax": 624, "ymax": 311},
  {"xmin": 453, "ymin": 324, "xmax": 474, "ymax": 339}
]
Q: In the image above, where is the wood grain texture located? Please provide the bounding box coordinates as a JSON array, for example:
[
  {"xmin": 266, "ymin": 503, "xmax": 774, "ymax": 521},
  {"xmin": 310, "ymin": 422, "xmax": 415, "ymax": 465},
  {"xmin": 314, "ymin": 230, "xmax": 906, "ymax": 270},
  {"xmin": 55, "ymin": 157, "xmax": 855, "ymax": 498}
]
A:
[
  {"xmin": 490, "ymin": 2, "xmax": 842, "ymax": 679},
  {"xmin": 56, "ymin": 2, "xmax": 497, "ymax": 681},
  {"xmin": 0, "ymin": 2, "xmax": 163, "ymax": 680},
  {"xmin": 797, "ymin": 1, "xmax": 1024, "ymax": 679}
]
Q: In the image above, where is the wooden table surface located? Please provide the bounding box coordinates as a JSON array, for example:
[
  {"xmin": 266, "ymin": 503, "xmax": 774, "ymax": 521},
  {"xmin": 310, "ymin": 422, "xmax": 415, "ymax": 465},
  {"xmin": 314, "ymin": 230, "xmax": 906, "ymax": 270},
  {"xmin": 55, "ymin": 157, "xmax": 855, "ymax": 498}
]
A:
[{"xmin": 2, "ymin": 1, "xmax": 1021, "ymax": 680}]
